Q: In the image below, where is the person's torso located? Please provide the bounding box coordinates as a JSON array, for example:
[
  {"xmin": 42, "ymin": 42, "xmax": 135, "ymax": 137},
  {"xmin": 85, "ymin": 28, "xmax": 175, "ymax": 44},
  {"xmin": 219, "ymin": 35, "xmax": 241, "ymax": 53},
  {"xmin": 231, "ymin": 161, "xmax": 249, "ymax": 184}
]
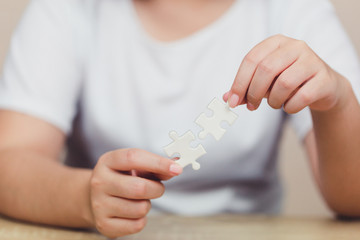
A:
[{"xmin": 66, "ymin": 0, "xmax": 287, "ymax": 215}]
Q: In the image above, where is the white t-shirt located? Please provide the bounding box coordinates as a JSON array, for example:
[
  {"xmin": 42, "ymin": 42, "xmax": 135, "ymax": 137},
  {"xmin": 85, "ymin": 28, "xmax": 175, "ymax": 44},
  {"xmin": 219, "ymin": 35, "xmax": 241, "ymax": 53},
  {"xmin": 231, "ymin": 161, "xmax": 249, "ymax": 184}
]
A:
[{"xmin": 1, "ymin": 0, "xmax": 360, "ymax": 215}]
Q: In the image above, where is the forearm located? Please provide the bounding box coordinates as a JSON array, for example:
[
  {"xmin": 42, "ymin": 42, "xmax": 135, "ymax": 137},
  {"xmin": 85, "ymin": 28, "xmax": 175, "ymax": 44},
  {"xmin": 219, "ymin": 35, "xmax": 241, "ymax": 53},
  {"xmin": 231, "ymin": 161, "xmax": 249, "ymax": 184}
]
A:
[
  {"xmin": 0, "ymin": 149, "xmax": 94, "ymax": 227},
  {"xmin": 311, "ymin": 78, "xmax": 360, "ymax": 216}
]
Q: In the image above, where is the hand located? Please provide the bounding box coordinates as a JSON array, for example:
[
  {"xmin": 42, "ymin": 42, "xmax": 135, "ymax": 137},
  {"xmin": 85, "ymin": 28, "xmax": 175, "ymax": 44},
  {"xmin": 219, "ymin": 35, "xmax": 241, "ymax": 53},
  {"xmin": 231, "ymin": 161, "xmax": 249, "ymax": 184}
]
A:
[
  {"xmin": 89, "ymin": 148, "xmax": 182, "ymax": 238},
  {"xmin": 224, "ymin": 34, "xmax": 349, "ymax": 113}
]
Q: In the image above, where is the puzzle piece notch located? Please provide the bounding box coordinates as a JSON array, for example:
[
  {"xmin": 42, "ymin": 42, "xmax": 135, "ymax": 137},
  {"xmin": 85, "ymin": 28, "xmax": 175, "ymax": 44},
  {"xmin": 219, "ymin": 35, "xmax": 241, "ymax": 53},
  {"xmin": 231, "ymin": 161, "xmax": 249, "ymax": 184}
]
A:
[
  {"xmin": 195, "ymin": 98, "xmax": 238, "ymax": 141},
  {"xmin": 163, "ymin": 131, "xmax": 206, "ymax": 170}
]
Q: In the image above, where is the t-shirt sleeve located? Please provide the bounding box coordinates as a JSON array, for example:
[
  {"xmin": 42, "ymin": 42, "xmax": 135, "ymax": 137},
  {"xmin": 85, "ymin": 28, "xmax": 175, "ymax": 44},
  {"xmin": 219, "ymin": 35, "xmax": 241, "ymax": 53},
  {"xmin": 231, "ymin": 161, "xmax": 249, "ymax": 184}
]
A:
[
  {"xmin": 272, "ymin": 0, "xmax": 360, "ymax": 140},
  {"xmin": 0, "ymin": 0, "xmax": 83, "ymax": 134}
]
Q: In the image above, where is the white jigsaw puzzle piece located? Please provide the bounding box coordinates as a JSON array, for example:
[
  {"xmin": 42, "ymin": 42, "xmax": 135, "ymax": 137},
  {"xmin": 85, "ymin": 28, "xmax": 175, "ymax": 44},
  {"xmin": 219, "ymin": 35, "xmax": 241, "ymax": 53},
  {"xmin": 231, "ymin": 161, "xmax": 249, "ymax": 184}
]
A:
[
  {"xmin": 195, "ymin": 98, "xmax": 238, "ymax": 141},
  {"xmin": 163, "ymin": 131, "xmax": 206, "ymax": 170}
]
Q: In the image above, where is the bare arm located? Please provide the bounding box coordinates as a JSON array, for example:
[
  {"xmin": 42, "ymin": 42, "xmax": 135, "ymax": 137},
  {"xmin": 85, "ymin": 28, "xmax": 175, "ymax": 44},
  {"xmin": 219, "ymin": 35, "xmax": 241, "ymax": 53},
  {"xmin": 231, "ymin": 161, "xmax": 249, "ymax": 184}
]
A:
[
  {"xmin": 225, "ymin": 35, "xmax": 360, "ymax": 217},
  {"xmin": 0, "ymin": 110, "xmax": 93, "ymax": 227},
  {"xmin": 305, "ymin": 78, "xmax": 360, "ymax": 216},
  {"xmin": 0, "ymin": 110, "xmax": 182, "ymax": 238}
]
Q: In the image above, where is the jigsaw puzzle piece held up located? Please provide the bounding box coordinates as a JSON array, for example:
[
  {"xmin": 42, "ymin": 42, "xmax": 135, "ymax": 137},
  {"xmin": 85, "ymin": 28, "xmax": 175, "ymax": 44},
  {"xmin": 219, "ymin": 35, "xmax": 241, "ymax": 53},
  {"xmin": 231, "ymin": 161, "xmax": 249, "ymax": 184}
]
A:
[
  {"xmin": 163, "ymin": 131, "xmax": 206, "ymax": 170},
  {"xmin": 195, "ymin": 98, "xmax": 238, "ymax": 141}
]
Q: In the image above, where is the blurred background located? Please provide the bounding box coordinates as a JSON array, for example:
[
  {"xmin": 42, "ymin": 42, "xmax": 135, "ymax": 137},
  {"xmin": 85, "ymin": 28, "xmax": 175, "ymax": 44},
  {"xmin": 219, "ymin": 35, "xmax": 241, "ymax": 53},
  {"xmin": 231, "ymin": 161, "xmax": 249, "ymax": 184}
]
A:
[{"xmin": 0, "ymin": 0, "xmax": 359, "ymax": 217}]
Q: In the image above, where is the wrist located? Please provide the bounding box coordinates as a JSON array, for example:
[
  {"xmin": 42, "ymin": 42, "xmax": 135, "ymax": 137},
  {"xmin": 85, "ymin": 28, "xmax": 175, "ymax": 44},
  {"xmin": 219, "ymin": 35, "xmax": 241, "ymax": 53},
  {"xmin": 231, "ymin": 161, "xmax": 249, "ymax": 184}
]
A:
[
  {"xmin": 331, "ymin": 73, "xmax": 353, "ymax": 113},
  {"xmin": 77, "ymin": 169, "xmax": 95, "ymax": 228},
  {"xmin": 312, "ymin": 73, "xmax": 353, "ymax": 116}
]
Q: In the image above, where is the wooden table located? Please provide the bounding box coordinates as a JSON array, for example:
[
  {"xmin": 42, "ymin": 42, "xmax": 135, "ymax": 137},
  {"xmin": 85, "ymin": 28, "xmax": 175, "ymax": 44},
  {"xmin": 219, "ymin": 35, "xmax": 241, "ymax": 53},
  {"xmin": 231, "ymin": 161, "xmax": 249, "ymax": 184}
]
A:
[{"xmin": 1, "ymin": 215, "xmax": 359, "ymax": 240}]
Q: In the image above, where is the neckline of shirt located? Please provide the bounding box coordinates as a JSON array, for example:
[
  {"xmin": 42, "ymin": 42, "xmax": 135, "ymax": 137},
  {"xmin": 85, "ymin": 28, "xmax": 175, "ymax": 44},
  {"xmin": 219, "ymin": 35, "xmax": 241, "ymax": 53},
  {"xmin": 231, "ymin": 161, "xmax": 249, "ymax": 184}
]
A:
[{"xmin": 125, "ymin": 0, "xmax": 244, "ymax": 50}]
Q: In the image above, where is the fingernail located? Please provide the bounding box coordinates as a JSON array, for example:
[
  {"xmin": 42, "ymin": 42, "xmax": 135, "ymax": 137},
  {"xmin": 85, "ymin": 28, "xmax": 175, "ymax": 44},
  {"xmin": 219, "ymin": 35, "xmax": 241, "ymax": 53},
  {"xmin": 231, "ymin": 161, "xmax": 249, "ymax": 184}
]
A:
[
  {"xmin": 228, "ymin": 94, "xmax": 240, "ymax": 108},
  {"xmin": 247, "ymin": 102, "xmax": 256, "ymax": 111},
  {"xmin": 170, "ymin": 163, "xmax": 183, "ymax": 175}
]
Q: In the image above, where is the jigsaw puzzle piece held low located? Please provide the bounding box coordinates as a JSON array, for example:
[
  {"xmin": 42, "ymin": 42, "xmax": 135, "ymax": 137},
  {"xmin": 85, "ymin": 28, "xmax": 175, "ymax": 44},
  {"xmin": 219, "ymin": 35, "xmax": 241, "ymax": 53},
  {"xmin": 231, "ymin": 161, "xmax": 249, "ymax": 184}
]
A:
[
  {"xmin": 163, "ymin": 131, "xmax": 206, "ymax": 170},
  {"xmin": 195, "ymin": 98, "xmax": 238, "ymax": 141}
]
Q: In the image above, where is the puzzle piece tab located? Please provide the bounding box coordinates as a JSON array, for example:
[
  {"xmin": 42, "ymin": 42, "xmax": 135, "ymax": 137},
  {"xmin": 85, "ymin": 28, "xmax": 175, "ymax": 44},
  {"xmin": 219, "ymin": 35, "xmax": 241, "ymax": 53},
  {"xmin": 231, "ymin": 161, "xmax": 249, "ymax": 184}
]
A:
[
  {"xmin": 195, "ymin": 98, "xmax": 238, "ymax": 141},
  {"xmin": 163, "ymin": 131, "xmax": 206, "ymax": 170}
]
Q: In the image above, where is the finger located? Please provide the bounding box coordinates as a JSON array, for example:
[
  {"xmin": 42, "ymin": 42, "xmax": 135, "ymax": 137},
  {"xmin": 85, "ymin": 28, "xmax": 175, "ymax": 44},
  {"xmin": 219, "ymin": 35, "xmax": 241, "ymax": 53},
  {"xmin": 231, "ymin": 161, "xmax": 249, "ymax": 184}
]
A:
[
  {"xmin": 246, "ymin": 42, "xmax": 301, "ymax": 110},
  {"xmin": 283, "ymin": 73, "xmax": 326, "ymax": 114},
  {"xmin": 102, "ymin": 197, "xmax": 151, "ymax": 219},
  {"xmin": 223, "ymin": 91, "xmax": 247, "ymax": 105},
  {"xmin": 102, "ymin": 148, "xmax": 183, "ymax": 177},
  {"xmin": 95, "ymin": 216, "xmax": 147, "ymax": 238},
  {"xmin": 228, "ymin": 34, "xmax": 289, "ymax": 108},
  {"xmin": 134, "ymin": 170, "xmax": 174, "ymax": 181},
  {"xmin": 133, "ymin": 156, "xmax": 180, "ymax": 180},
  {"xmin": 223, "ymin": 91, "xmax": 230, "ymax": 102},
  {"xmin": 97, "ymin": 170, "xmax": 166, "ymax": 199},
  {"xmin": 267, "ymin": 56, "xmax": 317, "ymax": 109}
]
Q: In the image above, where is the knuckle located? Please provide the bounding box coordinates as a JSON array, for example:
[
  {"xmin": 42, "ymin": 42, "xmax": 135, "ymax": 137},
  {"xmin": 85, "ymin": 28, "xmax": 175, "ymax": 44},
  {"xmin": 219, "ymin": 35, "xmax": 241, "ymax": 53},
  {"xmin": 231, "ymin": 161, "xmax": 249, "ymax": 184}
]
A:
[
  {"xmin": 272, "ymin": 34, "xmax": 288, "ymax": 42},
  {"xmin": 126, "ymin": 148, "xmax": 139, "ymax": 165},
  {"xmin": 97, "ymin": 150, "xmax": 116, "ymax": 167},
  {"xmin": 243, "ymin": 53, "xmax": 258, "ymax": 66},
  {"xmin": 137, "ymin": 200, "xmax": 151, "ymax": 217},
  {"xmin": 96, "ymin": 218, "xmax": 126, "ymax": 239},
  {"xmin": 296, "ymin": 39, "xmax": 308, "ymax": 49},
  {"xmin": 90, "ymin": 176, "xmax": 103, "ymax": 189},
  {"xmin": 95, "ymin": 219, "xmax": 108, "ymax": 234},
  {"xmin": 157, "ymin": 183, "xmax": 165, "ymax": 198},
  {"xmin": 131, "ymin": 218, "xmax": 147, "ymax": 234},
  {"xmin": 267, "ymin": 98, "xmax": 282, "ymax": 109},
  {"xmin": 302, "ymin": 50, "xmax": 315, "ymax": 61},
  {"xmin": 133, "ymin": 180, "xmax": 147, "ymax": 198},
  {"xmin": 299, "ymin": 92, "xmax": 312, "ymax": 104},
  {"xmin": 246, "ymin": 91, "xmax": 258, "ymax": 104},
  {"xmin": 97, "ymin": 152, "xmax": 109, "ymax": 165},
  {"xmin": 277, "ymin": 77, "xmax": 292, "ymax": 90},
  {"xmin": 283, "ymin": 105, "xmax": 291, "ymax": 114},
  {"xmin": 284, "ymin": 105, "xmax": 299, "ymax": 114},
  {"xmin": 258, "ymin": 60, "xmax": 274, "ymax": 74},
  {"xmin": 151, "ymin": 182, "xmax": 165, "ymax": 199},
  {"xmin": 155, "ymin": 157, "xmax": 166, "ymax": 174},
  {"xmin": 232, "ymin": 80, "xmax": 247, "ymax": 96},
  {"xmin": 96, "ymin": 221, "xmax": 117, "ymax": 239}
]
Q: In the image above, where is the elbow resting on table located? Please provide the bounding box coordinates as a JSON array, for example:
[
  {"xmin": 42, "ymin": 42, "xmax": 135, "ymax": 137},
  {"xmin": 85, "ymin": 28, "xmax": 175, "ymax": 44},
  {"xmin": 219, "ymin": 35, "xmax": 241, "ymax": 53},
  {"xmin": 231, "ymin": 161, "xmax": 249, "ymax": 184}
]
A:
[{"xmin": 323, "ymin": 189, "xmax": 360, "ymax": 219}]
